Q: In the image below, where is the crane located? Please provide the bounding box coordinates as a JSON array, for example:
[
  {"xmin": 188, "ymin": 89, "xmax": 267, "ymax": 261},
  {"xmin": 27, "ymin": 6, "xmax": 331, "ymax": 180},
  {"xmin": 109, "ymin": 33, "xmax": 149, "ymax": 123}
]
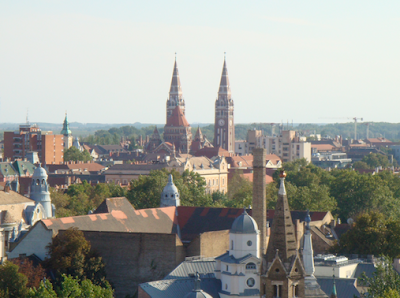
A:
[
  {"xmin": 319, "ymin": 117, "xmax": 363, "ymax": 140},
  {"xmin": 363, "ymin": 122, "xmax": 373, "ymax": 139},
  {"xmin": 353, "ymin": 117, "xmax": 363, "ymax": 140}
]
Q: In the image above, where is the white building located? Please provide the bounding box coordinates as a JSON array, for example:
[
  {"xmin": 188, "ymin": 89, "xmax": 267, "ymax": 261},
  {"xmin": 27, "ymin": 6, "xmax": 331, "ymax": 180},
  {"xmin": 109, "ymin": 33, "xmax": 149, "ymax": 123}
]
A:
[
  {"xmin": 215, "ymin": 210, "xmax": 261, "ymax": 298},
  {"xmin": 236, "ymin": 130, "xmax": 311, "ymax": 163}
]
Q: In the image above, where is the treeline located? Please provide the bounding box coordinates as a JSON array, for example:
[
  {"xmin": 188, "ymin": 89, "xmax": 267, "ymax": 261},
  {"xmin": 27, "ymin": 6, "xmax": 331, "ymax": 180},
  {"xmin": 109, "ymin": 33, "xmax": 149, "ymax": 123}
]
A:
[{"xmin": 77, "ymin": 121, "xmax": 400, "ymax": 147}]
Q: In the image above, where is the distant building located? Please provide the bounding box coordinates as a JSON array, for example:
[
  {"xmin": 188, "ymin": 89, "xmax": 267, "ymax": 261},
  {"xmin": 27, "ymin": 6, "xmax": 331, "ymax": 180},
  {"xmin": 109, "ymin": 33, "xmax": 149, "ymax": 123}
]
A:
[
  {"xmin": 236, "ymin": 130, "xmax": 311, "ymax": 163},
  {"xmin": 60, "ymin": 113, "xmax": 73, "ymax": 150},
  {"xmin": 3, "ymin": 124, "xmax": 64, "ymax": 164}
]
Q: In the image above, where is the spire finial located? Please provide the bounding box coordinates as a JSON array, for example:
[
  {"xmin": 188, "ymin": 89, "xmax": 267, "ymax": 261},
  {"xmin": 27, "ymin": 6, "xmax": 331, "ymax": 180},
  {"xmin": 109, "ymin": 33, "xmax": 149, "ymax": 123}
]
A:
[
  {"xmin": 224, "ymin": 52, "xmax": 226, "ymax": 61},
  {"xmin": 194, "ymin": 272, "xmax": 201, "ymax": 291},
  {"xmin": 278, "ymin": 171, "xmax": 287, "ymax": 195},
  {"xmin": 175, "ymin": 52, "xmax": 177, "ymax": 61}
]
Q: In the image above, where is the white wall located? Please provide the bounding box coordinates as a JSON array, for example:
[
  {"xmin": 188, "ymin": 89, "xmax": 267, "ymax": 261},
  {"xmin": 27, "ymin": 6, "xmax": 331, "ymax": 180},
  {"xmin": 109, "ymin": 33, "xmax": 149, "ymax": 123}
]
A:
[{"xmin": 7, "ymin": 222, "xmax": 53, "ymax": 260}]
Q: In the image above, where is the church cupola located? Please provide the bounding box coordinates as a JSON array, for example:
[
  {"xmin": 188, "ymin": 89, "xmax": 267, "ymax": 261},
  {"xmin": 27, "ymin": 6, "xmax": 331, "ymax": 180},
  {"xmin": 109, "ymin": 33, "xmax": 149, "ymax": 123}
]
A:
[
  {"xmin": 160, "ymin": 174, "xmax": 180, "ymax": 207},
  {"xmin": 30, "ymin": 164, "xmax": 53, "ymax": 218}
]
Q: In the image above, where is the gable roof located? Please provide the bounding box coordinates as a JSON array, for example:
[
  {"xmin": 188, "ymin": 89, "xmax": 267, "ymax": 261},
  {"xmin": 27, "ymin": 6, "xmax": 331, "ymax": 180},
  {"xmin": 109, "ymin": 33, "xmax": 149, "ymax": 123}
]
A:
[
  {"xmin": 316, "ymin": 277, "xmax": 359, "ymax": 298},
  {"xmin": 0, "ymin": 189, "xmax": 34, "ymax": 205}
]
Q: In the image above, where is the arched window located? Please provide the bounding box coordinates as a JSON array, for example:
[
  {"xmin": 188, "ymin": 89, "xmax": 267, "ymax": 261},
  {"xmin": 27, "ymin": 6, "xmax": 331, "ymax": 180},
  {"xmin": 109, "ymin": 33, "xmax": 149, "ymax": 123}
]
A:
[{"xmin": 246, "ymin": 263, "xmax": 256, "ymax": 270}]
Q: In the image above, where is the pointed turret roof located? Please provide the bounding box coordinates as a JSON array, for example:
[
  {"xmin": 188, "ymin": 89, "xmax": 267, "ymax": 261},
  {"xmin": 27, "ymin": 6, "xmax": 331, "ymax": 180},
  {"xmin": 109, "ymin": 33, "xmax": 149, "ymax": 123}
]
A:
[
  {"xmin": 194, "ymin": 126, "xmax": 203, "ymax": 141},
  {"xmin": 166, "ymin": 106, "xmax": 190, "ymax": 127},
  {"xmin": 218, "ymin": 55, "xmax": 231, "ymax": 100},
  {"xmin": 169, "ymin": 57, "xmax": 183, "ymax": 100},
  {"xmin": 61, "ymin": 113, "xmax": 72, "ymax": 135},
  {"xmin": 266, "ymin": 171, "xmax": 298, "ymax": 262},
  {"xmin": 330, "ymin": 275, "xmax": 337, "ymax": 298}
]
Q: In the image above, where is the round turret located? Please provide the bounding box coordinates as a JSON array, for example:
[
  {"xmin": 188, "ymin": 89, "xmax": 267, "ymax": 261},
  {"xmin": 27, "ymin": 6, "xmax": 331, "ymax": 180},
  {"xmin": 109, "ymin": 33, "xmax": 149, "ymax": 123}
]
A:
[
  {"xmin": 160, "ymin": 174, "xmax": 180, "ymax": 207},
  {"xmin": 230, "ymin": 210, "xmax": 258, "ymax": 234},
  {"xmin": 32, "ymin": 164, "xmax": 48, "ymax": 180}
]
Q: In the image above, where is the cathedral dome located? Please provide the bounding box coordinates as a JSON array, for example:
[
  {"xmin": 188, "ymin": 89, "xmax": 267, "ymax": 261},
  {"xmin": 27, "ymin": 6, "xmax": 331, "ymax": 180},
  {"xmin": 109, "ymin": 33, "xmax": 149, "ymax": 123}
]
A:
[
  {"xmin": 230, "ymin": 210, "xmax": 258, "ymax": 234},
  {"xmin": 32, "ymin": 164, "xmax": 48, "ymax": 179}
]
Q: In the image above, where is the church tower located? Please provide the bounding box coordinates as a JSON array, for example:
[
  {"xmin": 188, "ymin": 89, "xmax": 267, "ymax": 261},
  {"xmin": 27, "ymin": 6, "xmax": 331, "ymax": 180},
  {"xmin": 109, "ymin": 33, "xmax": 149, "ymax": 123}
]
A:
[
  {"xmin": 61, "ymin": 113, "xmax": 72, "ymax": 150},
  {"xmin": 30, "ymin": 164, "xmax": 54, "ymax": 219},
  {"xmin": 214, "ymin": 55, "xmax": 235, "ymax": 153},
  {"xmin": 166, "ymin": 55, "xmax": 185, "ymax": 123},
  {"xmin": 262, "ymin": 171, "xmax": 306, "ymax": 298}
]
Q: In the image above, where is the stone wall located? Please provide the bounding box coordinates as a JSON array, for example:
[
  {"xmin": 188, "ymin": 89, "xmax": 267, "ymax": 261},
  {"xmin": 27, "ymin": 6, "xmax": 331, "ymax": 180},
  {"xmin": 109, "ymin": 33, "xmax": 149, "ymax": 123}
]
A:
[{"xmin": 81, "ymin": 231, "xmax": 185, "ymax": 298}]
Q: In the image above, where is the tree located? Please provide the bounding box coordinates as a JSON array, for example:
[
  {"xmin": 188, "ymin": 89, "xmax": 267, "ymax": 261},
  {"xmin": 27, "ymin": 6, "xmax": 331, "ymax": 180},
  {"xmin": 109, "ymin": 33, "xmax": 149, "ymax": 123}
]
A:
[
  {"xmin": 0, "ymin": 261, "xmax": 29, "ymax": 297},
  {"xmin": 330, "ymin": 170, "xmax": 400, "ymax": 221},
  {"xmin": 11, "ymin": 258, "xmax": 46, "ymax": 288},
  {"xmin": 127, "ymin": 169, "xmax": 212, "ymax": 209},
  {"xmin": 27, "ymin": 275, "xmax": 113, "ymax": 298},
  {"xmin": 359, "ymin": 257, "xmax": 400, "ymax": 298},
  {"xmin": 362, "ymin": 153, "xmax": 391, "ymax": 169},
  {"xmin": 64, "ymin": 147, "xmax": 92, "ymax": 162},
  {"xmin": 353, "ymin": 161, "xmax": 371, "ymax": 170},
  {"xmin": 333, "ymin": 211, "xmax": 400, "ymax": 259},
  {"xmin": 225, "ymin": 171, "xmax": 253, "ymax": 208},
  {"xmin": 44, "ymin": 228, "xmax": 107, "ymax": 287}
]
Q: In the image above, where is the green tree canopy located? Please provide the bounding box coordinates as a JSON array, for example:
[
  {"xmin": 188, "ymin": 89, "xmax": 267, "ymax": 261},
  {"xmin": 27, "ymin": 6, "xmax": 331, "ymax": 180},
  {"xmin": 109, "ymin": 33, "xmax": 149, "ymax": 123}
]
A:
[
  {"xmin": 64, "ymin": 146, "xmax": 92, "ymax": 162},
  {"xmin": 0, "ymin": 261, "xmax": 29, "ymax": 298},
  {"xmin": 362, "ymin": 153, "xmax": 391, "ymax": 169},
  {"xmin": 333, "ymin": 211, "xmax": 400, "ymax": 259},
  {"xmin": 44, "ymin": 228, "xmax": 108, "ymax": 288}
]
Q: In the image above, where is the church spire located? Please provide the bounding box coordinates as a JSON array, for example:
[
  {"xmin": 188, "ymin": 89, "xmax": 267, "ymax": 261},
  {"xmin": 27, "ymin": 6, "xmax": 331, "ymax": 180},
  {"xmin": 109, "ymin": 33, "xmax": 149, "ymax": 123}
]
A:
[
  {"xmin": 166, "ymin": 54, "xmax": 185, "ymax": 122},
  {"xmin": 61, "ymin": 113, "xmax": 71, "ymax": 136},
  {"xmin": 303, "ymin": 210, "xmax": 315, "ymax": 277},
  {"xmin": 266, "ymin": 171, "xmax": 298, "ymax": 262},
  {"xmin": 218, "ymin": 53, "xmax": 231, "ymax": 100}
]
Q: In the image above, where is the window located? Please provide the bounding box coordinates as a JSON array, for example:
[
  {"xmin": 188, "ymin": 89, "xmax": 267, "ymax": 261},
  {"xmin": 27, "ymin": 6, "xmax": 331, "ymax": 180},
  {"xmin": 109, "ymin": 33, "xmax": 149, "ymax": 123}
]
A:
[
  {"xmin": 231, "ymin": 240, "xmax": 234, "ymax": 250},
  {"xmin": 226, "ymin": 265, "xmax": 229, "ymax": 271},
  {"xmin": 247, "ymin": 240, "xmax": 252, "ymax": 246},
  {"xmin": 247, "ymin": 278, "xmax": 255, "ymax": 287},
  {"xmin": 246, "ymin": 262, "xmax": 256, "ymax": 269}
]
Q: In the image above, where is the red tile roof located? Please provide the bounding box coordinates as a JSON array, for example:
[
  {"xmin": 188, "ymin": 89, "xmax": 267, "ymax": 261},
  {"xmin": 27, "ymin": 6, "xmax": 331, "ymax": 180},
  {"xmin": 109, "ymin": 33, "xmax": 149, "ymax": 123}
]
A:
[
  {"xmin": 166, "ymin": 106, "xmax": 189, "ymax": 127},
  {"xmin": 193, "ymin": 146, "xmax": 231, "ymax": 159}
]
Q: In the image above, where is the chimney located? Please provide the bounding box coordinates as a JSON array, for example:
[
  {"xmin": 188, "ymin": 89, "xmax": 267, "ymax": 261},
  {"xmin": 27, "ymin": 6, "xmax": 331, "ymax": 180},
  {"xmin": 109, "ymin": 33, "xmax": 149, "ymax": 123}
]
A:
[
  {"xmin": 252, "ymin": 148, "xmax": 267, "ymax": 256},
  {"xmin": 4, "ymin": 182, "xmax": 10, "ymax": 193}
]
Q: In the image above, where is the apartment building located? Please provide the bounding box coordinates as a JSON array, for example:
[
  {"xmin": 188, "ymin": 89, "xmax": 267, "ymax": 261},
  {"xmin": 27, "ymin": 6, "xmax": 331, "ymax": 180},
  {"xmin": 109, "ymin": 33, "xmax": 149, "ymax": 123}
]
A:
[{"xmin": 3, "ymin": 124, "xmax": 64, "ymax": 164}]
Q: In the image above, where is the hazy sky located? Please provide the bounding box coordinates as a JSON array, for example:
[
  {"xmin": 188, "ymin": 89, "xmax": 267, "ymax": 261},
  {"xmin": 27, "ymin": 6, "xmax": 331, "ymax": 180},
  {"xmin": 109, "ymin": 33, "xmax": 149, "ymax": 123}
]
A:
[{"xmin": 1, "ymin": 1, "xmax": 399, "ymax": 125}]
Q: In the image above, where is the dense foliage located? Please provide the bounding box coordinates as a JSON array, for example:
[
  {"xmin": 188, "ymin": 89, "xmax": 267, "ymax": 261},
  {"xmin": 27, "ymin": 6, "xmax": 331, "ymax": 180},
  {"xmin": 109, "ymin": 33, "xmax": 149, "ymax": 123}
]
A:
[
  {"xmin": 50, "ymin": 182, "xmax": 127, "ymax": 217},
  {"xmin": 333, "ymin": 211, "xmax": 400, "ymax": 259},
  {"xmin": 63, "ymin": 146, "xmax": 92, "ymax": 162},
  {"xmin": 269, "ymin": 159, "xmax": 400, "ymax": 221},
  {"xmin": 44, "ymin": 228, "xmax": 108, "ymax": 288}
]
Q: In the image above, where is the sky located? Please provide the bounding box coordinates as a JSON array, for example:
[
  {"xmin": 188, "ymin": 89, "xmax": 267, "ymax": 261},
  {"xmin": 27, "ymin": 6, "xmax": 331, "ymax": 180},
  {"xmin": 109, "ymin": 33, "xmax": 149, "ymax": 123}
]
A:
[{"xmin": 1, "ymin": 1, "xmax": 400, "ymax": 125}]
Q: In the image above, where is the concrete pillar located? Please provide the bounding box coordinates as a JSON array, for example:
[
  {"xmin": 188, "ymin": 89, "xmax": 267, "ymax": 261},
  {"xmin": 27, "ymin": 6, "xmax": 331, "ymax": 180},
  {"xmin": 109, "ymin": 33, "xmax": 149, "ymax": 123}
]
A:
[{"xmin": 252, "ymin": 148, "xmax": 267, "ymax": 256}]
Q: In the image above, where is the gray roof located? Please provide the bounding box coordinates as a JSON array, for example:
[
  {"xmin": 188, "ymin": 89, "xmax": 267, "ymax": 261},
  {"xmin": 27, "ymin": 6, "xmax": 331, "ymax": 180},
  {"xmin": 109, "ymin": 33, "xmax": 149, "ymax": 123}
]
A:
[
  {"xmin": 165, "ymin": 258, "xmax": 216, "ymax": 280},
  {"xmin": 230, "ymin": 211, "xmax": 258, "ymax": 234},
  {"xmin": 316, "ymin": 277, "xmax": 359, "ymax": 298},
  {"xmin": 354, "ymin": 263, "xmax": 376, "ymax": 279},
  {"xmin": 215, "ymin": 252, "xmax": 255, "ymax": 264},
  {"xmin": 139, "ymin": 278, "xmax": 221, "ymax": 298}
]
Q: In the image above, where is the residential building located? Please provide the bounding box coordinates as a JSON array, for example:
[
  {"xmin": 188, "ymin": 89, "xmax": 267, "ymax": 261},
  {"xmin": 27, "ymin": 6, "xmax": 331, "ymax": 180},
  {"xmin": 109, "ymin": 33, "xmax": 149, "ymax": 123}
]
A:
[
  {"xmin": 3, "ymin": 124, "xmax": 64, "ymax": 164},
  {"xmin": 312, "ymin": 152, "xmax": 352, "ymax": 169}
]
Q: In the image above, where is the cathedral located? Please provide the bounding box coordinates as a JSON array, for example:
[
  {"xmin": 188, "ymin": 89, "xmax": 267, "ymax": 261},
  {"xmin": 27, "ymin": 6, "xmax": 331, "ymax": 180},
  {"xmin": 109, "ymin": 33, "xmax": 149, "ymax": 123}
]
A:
[{"xmin": 146, "ymin": 55, "xmax": 235, "ymax": 155}]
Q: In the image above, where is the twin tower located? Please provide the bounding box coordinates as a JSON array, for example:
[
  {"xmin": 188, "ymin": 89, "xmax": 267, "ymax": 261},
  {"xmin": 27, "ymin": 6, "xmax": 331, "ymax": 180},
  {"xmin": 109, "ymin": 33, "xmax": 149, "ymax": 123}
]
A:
[{"xmin": 166, "ymin": 55, "xmax": 235, "ymax": 154}]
